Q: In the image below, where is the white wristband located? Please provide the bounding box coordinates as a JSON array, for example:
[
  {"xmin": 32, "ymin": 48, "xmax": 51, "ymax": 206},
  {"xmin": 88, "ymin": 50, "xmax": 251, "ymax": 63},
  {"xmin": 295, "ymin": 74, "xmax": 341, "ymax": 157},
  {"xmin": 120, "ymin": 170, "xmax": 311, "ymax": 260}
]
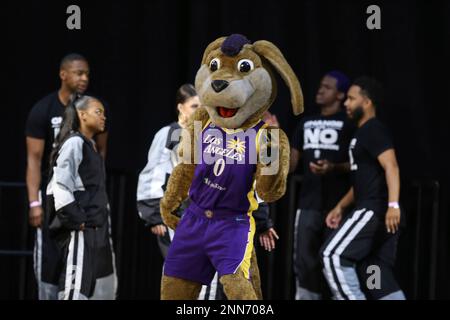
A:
[
  {"xmin": 388, "ymin": 202, "xmax": 399, "ymax": 209},
  {"xmin": 29, "ymin": 201, "xmax": 41, "ymax": 208}
]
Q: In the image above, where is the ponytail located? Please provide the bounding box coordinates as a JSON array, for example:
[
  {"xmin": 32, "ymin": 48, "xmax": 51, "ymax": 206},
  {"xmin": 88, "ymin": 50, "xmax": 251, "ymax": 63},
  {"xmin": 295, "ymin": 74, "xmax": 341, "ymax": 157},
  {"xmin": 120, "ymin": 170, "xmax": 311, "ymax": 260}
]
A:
[{"xmin": 48, "ymin": 94, "xmax": 97, "ymax": 171}]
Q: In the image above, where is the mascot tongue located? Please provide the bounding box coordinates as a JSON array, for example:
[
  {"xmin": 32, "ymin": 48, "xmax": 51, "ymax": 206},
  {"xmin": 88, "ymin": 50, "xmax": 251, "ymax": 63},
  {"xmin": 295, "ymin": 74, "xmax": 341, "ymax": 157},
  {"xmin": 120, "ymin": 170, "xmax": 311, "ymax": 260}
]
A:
[{"xmin": 217, "ymin": 107, "xmax": 237, "ymax": 118}]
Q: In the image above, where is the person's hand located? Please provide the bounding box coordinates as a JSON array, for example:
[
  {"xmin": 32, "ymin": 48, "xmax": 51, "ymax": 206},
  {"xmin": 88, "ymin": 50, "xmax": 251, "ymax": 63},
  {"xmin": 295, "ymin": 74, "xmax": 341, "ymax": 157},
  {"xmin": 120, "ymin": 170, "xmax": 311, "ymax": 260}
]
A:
[
  {"xmin": 259, "ymin": 228, "xmax": 279, "ymax": 251},
  {"xmin": 385, "ymin": 207, "xmax": 401, "ymax": 234},
  {"xmin": 309, "ymin": 160, "xmax": 335, "ymax": 175},
  {"xmin": 29, "ymin": 206, "xmax": 43, "ymax": 228},
  {"xmin": 151, "ymin": 224, "xmax": 167, "ymax": 236},
  {"xmin": 326, "ymin": 206, "xmax": 343, "ymax": 229}
]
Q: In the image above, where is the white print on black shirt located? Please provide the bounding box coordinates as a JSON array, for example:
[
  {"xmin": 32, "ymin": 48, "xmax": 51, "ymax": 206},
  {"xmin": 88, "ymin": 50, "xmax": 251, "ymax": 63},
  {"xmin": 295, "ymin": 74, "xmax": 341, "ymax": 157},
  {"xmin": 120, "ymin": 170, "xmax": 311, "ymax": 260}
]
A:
[
  {"xmin": 51, "ymin": 116, "xmax": 63, "ymax": 147},
  {"xmin": 314, "ymin": 149, "xmax": 321, "ymax": 159},
  {"xmin": 349, "ymin": 138, "xmax": 358, "ymax": 171},
  {"xmin": 303, "ymin": 120, "xmax": 344, "ymax": 151}
]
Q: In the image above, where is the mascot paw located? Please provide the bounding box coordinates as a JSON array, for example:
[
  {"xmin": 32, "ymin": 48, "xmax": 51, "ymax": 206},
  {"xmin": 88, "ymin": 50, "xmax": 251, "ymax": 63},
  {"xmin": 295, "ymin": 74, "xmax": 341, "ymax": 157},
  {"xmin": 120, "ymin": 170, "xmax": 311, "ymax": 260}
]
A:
[
  {"xmin": 160, "ymin": 201, "xmax": 180, "ymax": 230},
  {"xmin": 162, "ymin": 212, "xmax": 179, "ymax": 230}
]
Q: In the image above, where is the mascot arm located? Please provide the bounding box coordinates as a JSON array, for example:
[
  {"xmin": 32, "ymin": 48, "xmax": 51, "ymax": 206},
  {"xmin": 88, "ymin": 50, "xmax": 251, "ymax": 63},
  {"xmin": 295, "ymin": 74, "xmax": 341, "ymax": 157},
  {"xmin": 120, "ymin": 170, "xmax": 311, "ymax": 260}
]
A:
[
  {"xmin": 255, "ymin": 126, "xmax": 290, "ymax": 203},
  {"xmin": 160, "ymin": 106, "xmax": 210, "ymax": 230},
  {"xmin": 160, "ymin": 163, "xmax": 195, "ymax": 230}
]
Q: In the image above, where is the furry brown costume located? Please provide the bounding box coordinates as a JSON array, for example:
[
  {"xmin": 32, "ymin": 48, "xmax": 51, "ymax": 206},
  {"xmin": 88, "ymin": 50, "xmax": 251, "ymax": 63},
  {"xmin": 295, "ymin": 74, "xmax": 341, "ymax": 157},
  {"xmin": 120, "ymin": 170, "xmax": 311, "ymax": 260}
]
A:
[{"xmin": 160, "ymin": 34, "xmax": 303, "ymax": 300}]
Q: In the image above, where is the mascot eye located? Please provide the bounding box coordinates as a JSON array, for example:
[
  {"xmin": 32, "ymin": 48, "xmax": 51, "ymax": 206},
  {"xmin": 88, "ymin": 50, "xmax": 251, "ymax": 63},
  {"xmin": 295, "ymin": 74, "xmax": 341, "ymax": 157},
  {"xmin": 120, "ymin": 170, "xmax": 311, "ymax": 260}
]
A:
[
  {"xmin": 237, "ymin": 59, "xmax": 254, "ymax": 73},
  {"xmin": 209, "ymin": 58, "xmax": 221, "ymax": 72}
]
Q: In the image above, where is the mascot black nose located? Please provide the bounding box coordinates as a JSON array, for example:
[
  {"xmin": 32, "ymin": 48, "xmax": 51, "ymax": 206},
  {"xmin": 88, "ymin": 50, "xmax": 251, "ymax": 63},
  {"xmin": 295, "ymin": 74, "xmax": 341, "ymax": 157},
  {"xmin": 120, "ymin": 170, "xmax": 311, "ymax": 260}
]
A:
[{"xmin": 211, "ymin": 80, "xmax": 229, "ymax": 93}]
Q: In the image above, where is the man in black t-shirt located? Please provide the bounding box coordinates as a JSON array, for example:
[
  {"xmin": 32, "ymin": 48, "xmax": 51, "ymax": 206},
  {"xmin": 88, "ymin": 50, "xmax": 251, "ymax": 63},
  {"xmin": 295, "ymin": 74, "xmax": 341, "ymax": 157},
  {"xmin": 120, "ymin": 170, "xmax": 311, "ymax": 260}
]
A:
[
  {"xmin": 320, "ymin": 77, "xmax": 405, "ymax": 300},
  {"xmin": 25, "ymin": 53, "xmax": 116, "ymax": 300},
  {"xmin": 290, "ymin": 71, "xmax": 353, "ymax": 299}
]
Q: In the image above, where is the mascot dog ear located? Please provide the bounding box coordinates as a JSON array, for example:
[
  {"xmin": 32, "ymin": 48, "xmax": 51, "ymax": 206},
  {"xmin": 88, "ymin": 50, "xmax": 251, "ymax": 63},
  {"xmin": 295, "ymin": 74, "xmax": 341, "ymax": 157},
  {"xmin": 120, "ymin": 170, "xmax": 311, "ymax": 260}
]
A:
[{"xmin": 253, "ymin": 40, "xmax": 304, "ymax": 115}]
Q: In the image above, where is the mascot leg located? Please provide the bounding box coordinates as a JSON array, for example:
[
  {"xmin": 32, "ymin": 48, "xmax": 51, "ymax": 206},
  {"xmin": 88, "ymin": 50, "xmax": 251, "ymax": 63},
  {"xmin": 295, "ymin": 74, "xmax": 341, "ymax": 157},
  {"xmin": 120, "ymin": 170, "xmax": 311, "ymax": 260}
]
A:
[
  {"xmin": 220, "ymin": 269, "xmax": 258, "ymax": 300},
  {"xmin": 250, "ymin": 249, "xmax": 263, "ymax": 300},
  {"xmin": 161, "ymin": 275, "xmax": 202, "ymax": 300}
]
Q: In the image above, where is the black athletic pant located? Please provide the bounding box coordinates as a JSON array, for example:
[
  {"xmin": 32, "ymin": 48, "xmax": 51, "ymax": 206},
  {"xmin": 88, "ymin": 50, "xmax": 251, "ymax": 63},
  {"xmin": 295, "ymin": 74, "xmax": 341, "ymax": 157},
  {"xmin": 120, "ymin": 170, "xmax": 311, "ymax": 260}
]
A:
[
  {"xmin": 320, "ymin": 207, "xmax": 405, "ymax": 300},
  {"xmin": 293, "ymin": 209, "xmax": 332, "ymax": 299},
  {"xmin": 55, "ymin": 229, "xmax": 99, "ymax": 300}
]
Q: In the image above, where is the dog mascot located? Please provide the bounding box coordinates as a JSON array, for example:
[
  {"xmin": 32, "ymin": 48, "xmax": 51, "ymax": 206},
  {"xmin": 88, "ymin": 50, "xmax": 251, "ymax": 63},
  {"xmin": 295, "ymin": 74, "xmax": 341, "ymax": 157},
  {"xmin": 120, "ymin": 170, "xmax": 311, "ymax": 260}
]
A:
[{"xmin": 160, "ymin": 34, "xmax": 303, "ymax": 299}]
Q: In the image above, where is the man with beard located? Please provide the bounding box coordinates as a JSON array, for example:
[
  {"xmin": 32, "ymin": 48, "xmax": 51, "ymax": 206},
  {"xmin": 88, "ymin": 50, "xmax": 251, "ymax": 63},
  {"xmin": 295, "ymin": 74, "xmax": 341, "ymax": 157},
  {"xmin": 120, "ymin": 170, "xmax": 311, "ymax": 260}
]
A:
[
  {"xmin": 25, "ymin": 53, "xmax": 117, "ymax": 299},
  {"xmin": 320, "ymin": 76, "xmax": 405, "ymax": 300},
  {"xmin": 290, "ymin": 71, "xmax": 354, "ymax": 299}
]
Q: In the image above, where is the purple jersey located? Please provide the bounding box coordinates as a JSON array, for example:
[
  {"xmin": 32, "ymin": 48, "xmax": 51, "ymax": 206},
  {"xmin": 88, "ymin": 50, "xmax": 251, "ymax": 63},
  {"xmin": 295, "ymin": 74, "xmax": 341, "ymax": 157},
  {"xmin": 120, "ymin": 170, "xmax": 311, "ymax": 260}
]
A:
[
  {"xmin": 189, "ymin": 120, "xmax": 268, "ymax": 214},
  {"xmin": 164, "ymin": 120, "xmax": 269, "ymax": 284}
]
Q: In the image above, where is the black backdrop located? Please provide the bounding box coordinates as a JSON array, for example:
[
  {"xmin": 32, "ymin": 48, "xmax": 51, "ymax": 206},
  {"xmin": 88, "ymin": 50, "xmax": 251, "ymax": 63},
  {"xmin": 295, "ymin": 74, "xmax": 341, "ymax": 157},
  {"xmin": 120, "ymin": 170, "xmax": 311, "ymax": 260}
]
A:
[{"xmin": 0, "ymin": 0, "xmax": 449, "ymax": 299}]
